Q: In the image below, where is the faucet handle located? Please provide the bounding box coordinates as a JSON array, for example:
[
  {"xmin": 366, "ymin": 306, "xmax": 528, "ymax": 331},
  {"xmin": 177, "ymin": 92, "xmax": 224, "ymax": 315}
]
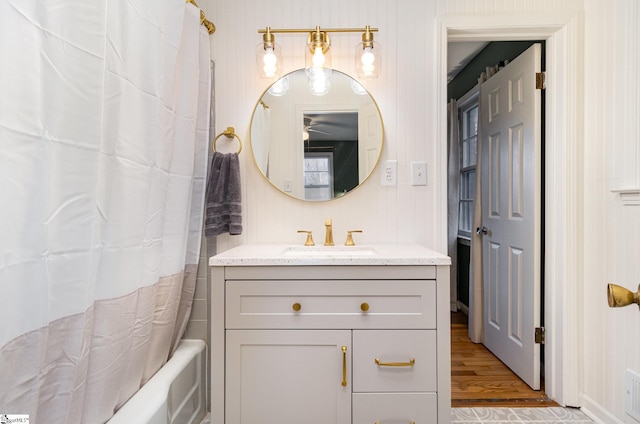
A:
[
  {"xmin": 297, "ymin": 230, "xmax": 315, "ymax": 246},
  {"xmin": 344, "ymin": 230, "xmax": 363, "ymax": 246}
]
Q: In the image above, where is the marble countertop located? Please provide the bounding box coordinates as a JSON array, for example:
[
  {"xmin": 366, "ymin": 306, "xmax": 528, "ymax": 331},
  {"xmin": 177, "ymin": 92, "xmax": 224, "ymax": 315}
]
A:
[{"xmin": 209, "ymin": 243, "xmax": 451, "ymax": 266}]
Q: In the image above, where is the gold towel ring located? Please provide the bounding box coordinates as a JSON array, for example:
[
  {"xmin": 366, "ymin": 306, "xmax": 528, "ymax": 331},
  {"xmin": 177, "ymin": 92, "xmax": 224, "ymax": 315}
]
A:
[{"xmin": 212, "ymin": 127, "xmax": 242, "ymax": 154}]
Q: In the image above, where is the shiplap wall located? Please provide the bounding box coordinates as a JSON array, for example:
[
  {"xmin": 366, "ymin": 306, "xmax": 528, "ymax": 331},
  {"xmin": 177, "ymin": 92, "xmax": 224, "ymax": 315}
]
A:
[
  {"xmin": 202, "ymin": 0, "xmax": 640, "ymax": 422},
  {"xmin": 207, "ymin": 0, "xmax": 439, "ymax": 253},
  {"xmin": 582, "ymin": 1, "xmax": 640, "ymax": 423}
]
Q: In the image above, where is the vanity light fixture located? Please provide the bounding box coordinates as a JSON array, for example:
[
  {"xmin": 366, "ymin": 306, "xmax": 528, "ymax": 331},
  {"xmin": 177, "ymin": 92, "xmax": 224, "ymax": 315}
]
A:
[
  {"xmin": 256, "ymin": 25, "xmax": 380, "ymax": 89},
  {"xmin": 256, "ymin": 27, "xmax": 283, "ymax": 79},
  {"xmin": 355, "ymin": 25, "xmax": 380, "ymax": 79}
]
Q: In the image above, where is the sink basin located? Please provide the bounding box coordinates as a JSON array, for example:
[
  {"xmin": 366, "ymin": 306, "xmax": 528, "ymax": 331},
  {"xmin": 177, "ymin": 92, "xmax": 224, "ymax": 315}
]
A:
[{"xmin": 280, "ymin": 245, "xmax": 379, "ymax": 257}]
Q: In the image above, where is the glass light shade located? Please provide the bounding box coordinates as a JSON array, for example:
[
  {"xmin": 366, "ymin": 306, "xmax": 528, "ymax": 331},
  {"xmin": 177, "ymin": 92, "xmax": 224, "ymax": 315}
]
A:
[
  {"xmin": 308, "ymin": 75, "xmax": 331, "ymax": 96},
  {"xmin": 355, "ymin": 41, "xmax": 381, "ymax": 79},
  {"xmin": 256, "ymin": 42, "xmax": 283, "ymax": 79},
  {"xmin": 267, "ymin": 75, "xmax": 289, "ymax": 96},
  {"xmin": 305, "ymin": 40, "xmax": 332, "ymax": 80},
  {"xmin": 350, "ymin": 79, "xmax": 368, "ymax": 95}
]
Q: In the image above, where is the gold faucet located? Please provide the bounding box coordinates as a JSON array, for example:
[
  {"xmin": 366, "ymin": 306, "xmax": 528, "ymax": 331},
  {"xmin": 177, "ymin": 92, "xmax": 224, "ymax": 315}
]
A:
[
  {"xmin": 324, "ymin": 218, "xmax": 334, "ymax": 246},
  {"xmin": 297, "ymin": 230, "xmax": 315, "ymax": 246},
  {"xmin": 344, "ymin": 230, "xmax": 363, "ymax": 246}
]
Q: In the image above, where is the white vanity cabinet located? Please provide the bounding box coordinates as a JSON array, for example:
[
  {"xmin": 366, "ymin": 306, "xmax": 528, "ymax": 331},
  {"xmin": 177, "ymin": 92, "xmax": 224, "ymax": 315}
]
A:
[
  {"xmin": 226, "ymin": 329, "xmax": 352, "ymax": 423},
  {"xmin": 210, "ymin": 246, "xmax": 451, "ymax": 424}
]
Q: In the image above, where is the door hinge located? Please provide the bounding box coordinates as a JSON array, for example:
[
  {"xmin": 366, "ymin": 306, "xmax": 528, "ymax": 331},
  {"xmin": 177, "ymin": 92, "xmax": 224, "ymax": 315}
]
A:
[
  {"xmin": 535, "ymin": 327, "xmax": 545, "ymax": 344},
  {"xmin": 536, "ymin": 72, "xmax": 546, "ymax": 90}
]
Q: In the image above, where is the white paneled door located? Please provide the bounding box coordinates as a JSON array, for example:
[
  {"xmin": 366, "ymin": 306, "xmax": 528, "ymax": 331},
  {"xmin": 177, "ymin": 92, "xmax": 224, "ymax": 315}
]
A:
[{"xmin": 480, "ymin": 44, "xmax": 542, "ymax": 390}]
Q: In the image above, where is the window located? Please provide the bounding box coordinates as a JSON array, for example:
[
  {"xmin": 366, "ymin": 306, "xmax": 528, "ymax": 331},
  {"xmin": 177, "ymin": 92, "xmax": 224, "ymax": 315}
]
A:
[
  {"xmin": 304, "ymin": 152, "xmax": 334, "ymax": 201},
  {"xmin": 458, "ymin": 93, "xmax": 478, "ymax": 237}
]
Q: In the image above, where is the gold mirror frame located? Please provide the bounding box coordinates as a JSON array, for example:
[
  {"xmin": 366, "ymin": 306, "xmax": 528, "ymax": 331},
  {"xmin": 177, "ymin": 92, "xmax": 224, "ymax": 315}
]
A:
[{"xmin": 249, "ymin": 69, "xmax": 384, "ymax": 201}]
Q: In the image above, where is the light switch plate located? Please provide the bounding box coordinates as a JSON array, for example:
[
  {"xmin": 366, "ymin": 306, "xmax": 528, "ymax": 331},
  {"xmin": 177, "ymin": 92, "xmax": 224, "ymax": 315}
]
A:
[
  {"xmin": 411, "ymin": 161, "xmax": 427, "ymax": 186},
  {"xmin": 381, "ymin": 160, "xmax": 397, "ymax": 186}
]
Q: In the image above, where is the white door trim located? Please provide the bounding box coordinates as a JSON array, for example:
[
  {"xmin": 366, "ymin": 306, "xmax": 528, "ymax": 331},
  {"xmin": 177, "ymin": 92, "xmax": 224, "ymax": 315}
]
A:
[{"xmin": 435, "ymin": 13, "xmax": 584, "ymax": 407}]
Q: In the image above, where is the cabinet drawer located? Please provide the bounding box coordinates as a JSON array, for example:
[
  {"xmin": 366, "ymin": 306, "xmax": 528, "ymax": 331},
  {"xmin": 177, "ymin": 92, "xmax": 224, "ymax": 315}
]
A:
[
  {"xmin": 353, "ymin": 330, "xmax": 436, "ymax": 392},
  {"xmin": 226, "ymin": 280, "xmax": 437, "ymax": 329},
  {"xmin": 352, "ymin": 392, "xmax": 437, "ymax": 424}
]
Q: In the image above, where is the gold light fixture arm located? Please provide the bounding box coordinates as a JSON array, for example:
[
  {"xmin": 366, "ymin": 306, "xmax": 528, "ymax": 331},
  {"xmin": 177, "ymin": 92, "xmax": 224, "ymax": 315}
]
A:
[
  {"xmin": 362, "ymin": 25, "xmax": 376, "ymax": 47},
  {"xmin": 607, "ymin": 283, "xmax": 640, "ymax": 309},
  {"xmin": 308, "ymin": 26, "xmax": 330, "ymax": 54},
  {"xmin": 258, "ymin": 26, "xmax": 379, "ymax": 34},
  {"xmin": 262, "ymin": 26, "xmax": 275, "ymax": 49}
]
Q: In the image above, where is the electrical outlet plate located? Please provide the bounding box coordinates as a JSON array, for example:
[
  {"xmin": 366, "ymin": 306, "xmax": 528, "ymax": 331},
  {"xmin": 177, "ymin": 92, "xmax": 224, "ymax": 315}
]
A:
[
  {"xmin": 411, "ymin": 161, "xmax": 427, "ymax": 186},
  {"xmin": 380, "ymin": 160, "xmax": 397, "ymax": 186},
  {"xmin": 626, "ymin": 369, "xmax": 640, "ymax": 421}
]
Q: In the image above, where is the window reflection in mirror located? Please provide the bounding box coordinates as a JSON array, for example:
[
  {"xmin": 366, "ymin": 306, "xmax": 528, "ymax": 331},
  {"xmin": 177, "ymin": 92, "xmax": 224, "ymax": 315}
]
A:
[{"xmin": 250, "ymin": 69, "xmax": 384, "ymax": 201}]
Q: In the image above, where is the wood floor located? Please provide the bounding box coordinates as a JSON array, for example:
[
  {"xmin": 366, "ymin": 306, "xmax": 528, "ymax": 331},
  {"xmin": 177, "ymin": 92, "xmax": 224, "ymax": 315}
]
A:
[{"xmin": 451, "ymin": 311, "xmax": 558, "ymax": 407}]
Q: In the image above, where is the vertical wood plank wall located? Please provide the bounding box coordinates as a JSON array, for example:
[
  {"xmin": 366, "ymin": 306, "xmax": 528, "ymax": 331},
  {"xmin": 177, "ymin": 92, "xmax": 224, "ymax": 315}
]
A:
[{"xmin": 202, "ymin": 1, "xmax": 640, "ymax": 423}]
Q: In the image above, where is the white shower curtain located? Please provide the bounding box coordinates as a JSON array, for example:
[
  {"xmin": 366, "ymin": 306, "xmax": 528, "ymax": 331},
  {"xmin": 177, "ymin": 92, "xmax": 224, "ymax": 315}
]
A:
[{"xmin": 0, "ymin": 0, "xmax": 211, "ymax": 422}]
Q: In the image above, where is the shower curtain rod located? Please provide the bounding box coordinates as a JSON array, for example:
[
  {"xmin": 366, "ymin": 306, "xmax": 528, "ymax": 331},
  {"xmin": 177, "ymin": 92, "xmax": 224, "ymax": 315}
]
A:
[{"xmin": 186, "ymin": 0, "xmax": 215, "ymax": 34}]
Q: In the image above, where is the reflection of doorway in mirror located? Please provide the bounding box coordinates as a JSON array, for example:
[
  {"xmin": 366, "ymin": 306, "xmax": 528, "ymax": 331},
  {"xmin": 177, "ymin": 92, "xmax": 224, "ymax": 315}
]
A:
[
  {"xmin": 303, "ymin": 111, "xmax": 359, "ymax": 199},
  {"xmin": 303, "ymin": 153, "xmax": 334, "ymax": 200},
  {"xmin": 358, "ymin": 102, "xmax": 383, "ymax": 181}
]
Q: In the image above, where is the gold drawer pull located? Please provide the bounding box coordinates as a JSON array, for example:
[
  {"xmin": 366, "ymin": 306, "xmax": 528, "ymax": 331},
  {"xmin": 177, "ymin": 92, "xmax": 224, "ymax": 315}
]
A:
[
  {"xmin": 341, "ymin": 346, "xmax": 347, "ymax": 387},
  {"xmin": 292, "ymin": 302, "xmax": 301, "ymax": 312},
  {"xmin": 375, "ymin": 357, "xmax": 415, "ymax": 367},
  {"xmin": 360, "ymin": 302, "xmax": 369, "ymax": 312}
]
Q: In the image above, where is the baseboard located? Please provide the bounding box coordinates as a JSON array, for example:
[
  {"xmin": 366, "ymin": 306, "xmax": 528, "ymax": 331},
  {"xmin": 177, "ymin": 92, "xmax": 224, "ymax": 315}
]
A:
[
  {"xmin": 580, "ymin": 394, "xmax": 625, "ymax": 424},
  {"xmin": 456, "ymin": 302, "xmax": 469, "ymax": 315}
]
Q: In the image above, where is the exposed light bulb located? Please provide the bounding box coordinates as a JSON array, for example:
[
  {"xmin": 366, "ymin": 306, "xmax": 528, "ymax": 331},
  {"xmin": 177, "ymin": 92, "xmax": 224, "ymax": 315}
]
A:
[
  {"xmin": 312, "ymin": 46, "xmax": 325, "ymax": 67},
  {"xmin": 355, "ymin": 38, "xmax": 380, "ymax": 79},
  {"xmin": 262, "ymin": 46, "xmax": 278, "ymax": 77},
  {"xmin": 361, "ymin": 46, "xmax": 375, "ymax": 66},
  {"xmin": 360, "ymin": 46, "xmax": 376, "ymax": 77}
]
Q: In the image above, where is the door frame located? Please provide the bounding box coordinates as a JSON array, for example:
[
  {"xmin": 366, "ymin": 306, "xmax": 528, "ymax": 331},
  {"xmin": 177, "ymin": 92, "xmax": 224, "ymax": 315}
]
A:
[{"xmin": 436, "ymin": 14, "xmax": 584, "ymax": 407}]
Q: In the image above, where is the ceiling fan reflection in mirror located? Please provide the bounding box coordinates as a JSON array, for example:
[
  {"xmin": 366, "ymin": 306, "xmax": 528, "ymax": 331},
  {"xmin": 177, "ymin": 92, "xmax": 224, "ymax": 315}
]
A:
[
  {"xmin": 303, "ymin": 116, "xmax": 331, "ymax": 141},
  {"xmin": 302, "ymin": 112, "xmax": 358, "ymax": 142}
]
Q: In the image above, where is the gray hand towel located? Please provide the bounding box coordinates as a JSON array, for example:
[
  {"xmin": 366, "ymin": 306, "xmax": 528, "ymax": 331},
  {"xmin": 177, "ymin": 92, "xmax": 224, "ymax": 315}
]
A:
[{"xmin": 205, "ymin": 152, "xmax": 242, "ymax": 236}]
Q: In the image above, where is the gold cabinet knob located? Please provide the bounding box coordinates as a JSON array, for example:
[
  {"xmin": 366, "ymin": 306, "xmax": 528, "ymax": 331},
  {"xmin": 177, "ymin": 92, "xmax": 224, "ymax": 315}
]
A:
[
  {"xmin": 360, "ymin": 302, "xmax": 369, "ymax": 312},
  {"xmin": 292, "ymin": 302, "xmax": 302, "ymax": 312}
]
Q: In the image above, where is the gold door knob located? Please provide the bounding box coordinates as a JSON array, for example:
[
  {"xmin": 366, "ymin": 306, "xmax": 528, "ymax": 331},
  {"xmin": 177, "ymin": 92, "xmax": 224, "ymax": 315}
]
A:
[
  {"xmin": 292, "ymin": 302, "xmax": 301, "ymax": 312},
  {"xmin": 607, "ymin": 284, "xmax": 640, "ymax": 308},
  {"xmin": 360, "ymin": 302, "xmax": 369, "ymax": 312}
]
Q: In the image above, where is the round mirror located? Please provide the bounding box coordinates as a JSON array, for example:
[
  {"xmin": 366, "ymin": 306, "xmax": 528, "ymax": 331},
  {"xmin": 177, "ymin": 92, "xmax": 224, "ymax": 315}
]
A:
[{"xmin": 250, "ymin": 69, "xmax": 384, "ymax": 201}]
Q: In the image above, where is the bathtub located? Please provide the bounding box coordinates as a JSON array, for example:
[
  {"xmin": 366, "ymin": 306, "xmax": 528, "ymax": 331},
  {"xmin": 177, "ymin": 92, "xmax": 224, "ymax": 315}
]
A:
[{"xmin": 107, "ymin": 339, "xmax": 208, "ymax": 424}]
